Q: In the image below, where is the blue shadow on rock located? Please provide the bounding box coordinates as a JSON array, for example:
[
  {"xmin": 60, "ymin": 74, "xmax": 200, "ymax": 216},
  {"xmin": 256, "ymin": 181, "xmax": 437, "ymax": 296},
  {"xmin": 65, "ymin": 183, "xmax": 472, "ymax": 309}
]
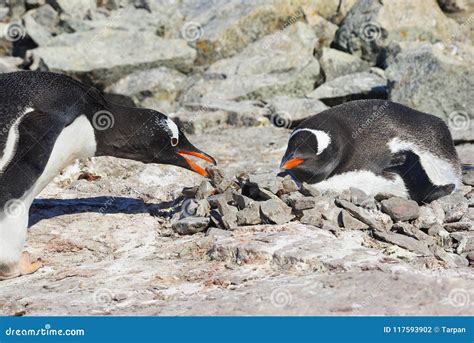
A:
[{"xmin": 28, "ymin": 196, "xmax": 180, "ymax": 227}]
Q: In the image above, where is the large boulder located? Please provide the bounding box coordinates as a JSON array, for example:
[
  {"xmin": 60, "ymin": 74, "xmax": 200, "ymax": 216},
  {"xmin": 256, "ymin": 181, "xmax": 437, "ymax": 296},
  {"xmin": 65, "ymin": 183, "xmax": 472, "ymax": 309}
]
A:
[
  {"xmin": 181, "ymin": 22, "xmax": 321, "ymax": 103},
  {"xmin": 28, "ymin": 29, "xmax": 196, "ymax": 86},
  {"xmin": 23, "ymin": 4, "xmax": 58, "ymax": 46},
  {"xmin": 307, "ymin": 70, "xmax": 387, "ymax": 106},
  {"xmin": 319, "ymin": 47, "xmax": 370, "ymax": 81},
  {"xmin": 386, "ymin": 43, "xmax": 474, "ymax": 141},
  {"xmin": 333, "ymin": 0, "xmax": 463, "ymax": 64},
  {"xmin": 186, "ymin": 1, "xmax": 302, "ymax": 65}
]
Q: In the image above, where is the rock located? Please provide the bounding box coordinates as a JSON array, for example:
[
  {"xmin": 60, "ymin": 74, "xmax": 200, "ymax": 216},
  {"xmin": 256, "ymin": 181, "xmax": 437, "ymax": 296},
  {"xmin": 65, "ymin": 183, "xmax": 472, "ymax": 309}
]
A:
[
  {"xmin": 180, "ymin": 198, "xmax": 210, "ymax": 218},
  {"xmin": 304, "ymin": 14, "xmax": 338, "ymax": 49},
  {"xmin": 23, "ymin": 4, "xmax": 58, "ymax": 46},
  {"xmin": 280, "ymin": 191, "xmax": 304, "ymax": 206},
  {"xmin": 386, "ymin": 44, "xmax": 474, "ymax": 140},
  {"xmin": 444, "ymin": 222, "xmax": 472, "ymax": 232},
  {"xmin": 236, "ymin": 202, "xmax": 262, "ymax": 226},
  {"xmin": 433, "ymin": 246, "xmax": 469, "ymax": 267},
  {"xmin": 307, "ymin": 71, "xmax": 387, "ymax": 106},
  {"xmin": 333, "ymin": 0, "xmax": 462, "ymax": 64},
  {"xmin": 260, "ymin": 199, "xmax": 294, "ymax": 225},
  {"xmin": 300, "ymin": 183, "xmax": 321, "ymax": 197},
  {"xmin": 391, "ymin": 222, "xmax": 434, "ymax": 245},
  {"xmin": 29, "ymin": 29, "xmax": 196, "ymax": 86},
  {"xmin": 450, "ymin": 231, "xmax": 474, "ymax": 253},
  {"xmin": 56, "ymin": 0, "xmax": 96, "ymax": 20},
  {"xmin": 335, "ymin": 199, "xmax": 386, "ymax": 231},
  {"xmin": 299, "ymin": 208, "xmax": 324, "ymax": 227},
  {"xmin": 301, "ymin": 0, "xmax": 358, "ymax": 25},
  {"xmin": 373, "ymin": 230, "xmax": 432, "ymax": 256},
  {"xmin": 195, "ymin": 180, "xmax": 215, "ymax": 200},
  {"xmin": 190, "ymin": 1, "xmax": 302, "ymax": 65},
  {"xmin": 0, "ymin": 56, "xmax": 23, "ymax": 73},
  {"xmin": 467, "ymin": 252, "xmax": 474, "ymax": 266},
  {"xmin": 381, "ymin": 197, "xmax": 420, "ymax": 222},
  {"xmin": 172, "ymin": 216, "xmax": 210, "ymax": 235},
  {"xmin": 181, "ymin": 22, "xmax": 321, "ymax": 103},
  {"xmin": 279, "ymin": 176, "xmax": 299, "ymax": 195},
  {"xmin": 247, "ymin": 172, "xmax": 282, "ymax": 195},
  {"xmin": 216, "ymin": 196, "xmax": 238, "ymax": 230},
  {"xmin": 232, "ymin": 192, "xmax": 253, "ymax": 210},
  {"xmin": 340, "ymin": 210, "xmax": 369, "ymax": 230},
  {"xmin": 206, "ymin": 227, "xmax": 232, "ymax": 238},
  {"xmin": 319, "ymin": 47, "xmax": 370, "ymax": 81},
  {"xmin": 427, "ymin": 224, "xmax": 452, "ymax": 248},
  {"xmin": 206, "ymin": 166, "xmax": 232, "ymax": 193},
  {"xmin": 265, "ymin": 96, "xmax": 328, "ymax": 128},
  {"xmin": 349, "ymin": 188, "xmax": 370, "ymax": 206},
  {"xmin": 462, "ymin": 168, "xmax": 474, "ymax": 186},
  {"xmin": 374, "ymin": 193, "xmax": 394, "ymax": 202},
  {"xmin": 292, "ymin": 196, "xmax": 317, "ymax": 211},
  {"xmin": 437, "ymin": 0, "xmax": 467, "ymax": 12},
  {"xmin": 182, "ymin": 186, "xmax": 198, "ymax": 198},
  {"xmin": 433, "ymin": 192, "xmax": 468, "ymax": 223},
  {"xmin": 412, "ymin": 205, "xmax": 441, "ymax": 229},
  {"xmin": 104, "ymin": 67, "xmax": 187, "ymax": 113}
]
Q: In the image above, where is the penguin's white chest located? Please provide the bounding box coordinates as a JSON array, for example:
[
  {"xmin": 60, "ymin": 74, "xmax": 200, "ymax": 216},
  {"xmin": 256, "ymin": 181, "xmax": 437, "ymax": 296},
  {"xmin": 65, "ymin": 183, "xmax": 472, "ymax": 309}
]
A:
[{"xmin": 30, "ymin": 115, "xmax": 97, "ymax": 198}]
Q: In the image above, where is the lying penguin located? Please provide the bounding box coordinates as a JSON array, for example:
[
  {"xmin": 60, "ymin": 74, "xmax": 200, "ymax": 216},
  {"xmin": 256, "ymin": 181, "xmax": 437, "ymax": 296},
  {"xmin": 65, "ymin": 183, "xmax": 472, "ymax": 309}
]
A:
[
  {"xmin": 280, "ymin": 99, "xmax": 461, "ymax": 202},
  {"xmin": 0, "ymin": 71, "xmax": 216, "ymax": 280}
]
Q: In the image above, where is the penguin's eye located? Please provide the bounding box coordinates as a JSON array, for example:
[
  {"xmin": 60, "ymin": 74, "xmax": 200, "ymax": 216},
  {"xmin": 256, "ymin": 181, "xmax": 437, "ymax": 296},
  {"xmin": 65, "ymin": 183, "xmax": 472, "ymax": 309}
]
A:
[{"xmin": 171, "ymin": 137, "xmax": 179, "ymax": 146}]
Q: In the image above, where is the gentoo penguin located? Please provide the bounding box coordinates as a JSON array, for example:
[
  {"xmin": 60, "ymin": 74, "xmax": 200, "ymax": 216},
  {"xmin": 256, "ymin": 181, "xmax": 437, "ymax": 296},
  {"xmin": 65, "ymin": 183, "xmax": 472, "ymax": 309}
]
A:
[
  {"xmin": 0, "ymin": 71, "xmax": 216, "ymax": 280},
  {"xmin": 280, "ymin": 99, "xmax": 461, "ymax": 202}
]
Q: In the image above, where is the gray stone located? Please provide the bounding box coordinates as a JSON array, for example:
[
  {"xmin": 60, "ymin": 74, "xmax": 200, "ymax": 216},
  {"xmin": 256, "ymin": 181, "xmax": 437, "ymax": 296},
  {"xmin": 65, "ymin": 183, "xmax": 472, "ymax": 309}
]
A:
[
  {"xmin": 427, "ymin": 224, "xmax": 452, "ymax": 249},
  {"xmin": 206, "ymin": 166, "xmax": 233, "ymax": 193},
  {"xmin": 300, "ymin": 183, "xmax": 321, "ymax": 197},
  {"xmin": 444, "ymin": 222, "xmax": 472, "ymax": 232},
  {"xmin": 340, "ymin": 210, "xmax": 369, "ymax": 230},
  {"xmin": 319, "ymin": 47, "xmax": 370, "ymax": 81},
  {"xmin": 301, "ymin": 0, "xmax": 357, "ymax": 25},
  {"xmin": 336, "ymin": 199, "xmax": 386, "ymax": 231},
  {"xmin": 195, "ymin": 180, "xmax": 215, "ymax": 200},
  {"xmin": 260, "ymin": 199, "xmax": 294, "ymax": 225},
  {"xmin": 381, "ymin": 197, "xmax": 420, "ymax": 222},
  {"xmin": 450, "ymin": 231, "xmax": 474, "ymax": 253},
  {"xmin": 373, "ymin": 230, "xmax": 432, "ymax": 256},
  {"xmin": 181, "ymin": 23, "xmax": 321, "ymax": 103},
  {"xmin": 265, "ymin": 96, "xmax": 328, "ymax": 128},
  {"xmin": 433, "ymin": 192, "xmax": 468, "ymax": 223},
  {"xmin": 216, "ymin": 197, "xmax": 238, "ymax": 230},
  {"xmin": 386, "ymin": 44, "xmax": 474, "ymax": 140},
  {"xmin": 300, "ymin": 208, "xmax": 324, "ymax": 227},
  {"xmin": 0, "ymin": 56, "xmax": 23, "ymax": 73},
  {"xmin": 206, "ymin": 227, "xmax": 232, "ymax": 238},
  {"xmin": 182, "ymin": 186, "xmax": 198, "ymax": 198},
  {"xmin": 374, "ymin": 193, "xmax": 394, "ymax": 202},
  {"xmin": 335, "ymin": 199, "xmax": 386, "ymax": 231},
  {"xmin": 412, "ymin": 205, "xmax": 441, "ymax": 229},
  {"xmin": 23, "ymin": 4, "xmax": 58, "ymax": 46},
  {"xmin": 280, "ymin": 191, "xmax": 304, "ymax": 207},
  {"xmin": 173, "ymin": 216, "xmax": 210, "ymax": 235},
  {"xmin": 391, "ymin": 222, "xmax": 434, "ymax": 245},
  {"xmin": 190, "ymin": 2, "xmax": 303, "ymax": 65},
  {"xmin": 462, "ymin": 169, "xmax": 474, "ymax": 186},
  {"xmin": 292, "ymin": 196, "xmax": 317, "ymax": 211},
  {"xmin": 279, "ymin": 176, "xmax": 299, "ymax": 195},
  {"xmin": 333, "ymin": 0, "xmax": 462, "ymax": 64},
  {"xmin": 247, "ymin": 172, "xmax": 282, "ymax": 195},
  {"xmin": 349, "ymin": 187, "xmax": 370, "ymax": 206},
  {"xmin": 304, "ymin": 12, "xmax": 339, "ymax": 48},
  {"xmin": 433, "ymin": 246, "xmax": 469, "ymax": 268},
  {"xmin": 307, "ymin": 71, "xmax": 387, "ymax": 106},
  {"xmin": 232, "ymin": 192, "xmax": 254, "ymax": 210},
  {"xmin": 236, "ymin": 202, "xmax": 262, "ymax": 226},
  {"xmin": 29, "ymin": 30, "xmax": 196, "ymax": 86},
  {"xmin": 437, "ymin": 0, "xmax": 467, "ymax": 13},
  {"xmin": 56, "ymin": 0, "xmax": 96, "ymax": 20}
]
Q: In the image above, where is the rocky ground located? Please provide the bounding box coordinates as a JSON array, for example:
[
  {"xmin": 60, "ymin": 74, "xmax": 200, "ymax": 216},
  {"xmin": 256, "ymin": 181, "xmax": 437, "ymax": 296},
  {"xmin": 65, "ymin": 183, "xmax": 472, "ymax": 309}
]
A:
[{"xmin": 0, "ymin": 0, "xmax": 473, "ymax": 315}]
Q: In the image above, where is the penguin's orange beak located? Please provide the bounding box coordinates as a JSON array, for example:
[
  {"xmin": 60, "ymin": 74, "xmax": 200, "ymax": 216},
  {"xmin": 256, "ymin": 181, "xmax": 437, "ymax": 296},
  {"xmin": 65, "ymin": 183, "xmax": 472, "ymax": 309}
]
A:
[
  {"xmin": 281, "ymin": 158, "xmax": 305, "ymax": 170},
  {"xmin": 177, "ymin": 151, "xmax": 217, "ymax": 177}
]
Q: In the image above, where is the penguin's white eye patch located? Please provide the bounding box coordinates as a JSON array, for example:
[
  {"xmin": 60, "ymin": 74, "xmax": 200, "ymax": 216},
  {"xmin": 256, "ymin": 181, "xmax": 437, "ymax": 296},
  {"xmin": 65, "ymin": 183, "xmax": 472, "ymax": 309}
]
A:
[{"xmin": 290, "ymin": 128, "xmax": 331, "ymax": 155}]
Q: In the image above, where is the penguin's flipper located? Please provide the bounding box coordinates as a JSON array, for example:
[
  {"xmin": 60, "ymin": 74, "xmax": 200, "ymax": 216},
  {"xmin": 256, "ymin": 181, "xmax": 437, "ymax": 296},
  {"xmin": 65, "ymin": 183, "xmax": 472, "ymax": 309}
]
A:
[{"xmin": 0, "ymin": 108, "xmax": 65, "ymax": 205}]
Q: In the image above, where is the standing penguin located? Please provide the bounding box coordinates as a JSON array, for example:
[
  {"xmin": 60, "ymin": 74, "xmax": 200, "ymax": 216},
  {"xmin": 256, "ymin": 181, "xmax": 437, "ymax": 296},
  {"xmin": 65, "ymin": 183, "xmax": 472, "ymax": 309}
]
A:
[
  {"xmin": 0, "ymin": 71, "xmax": 216, "ymax": 280},
  {"xmin": 280, "ymin": 99, "xmax": 461, "ymax": 202}
]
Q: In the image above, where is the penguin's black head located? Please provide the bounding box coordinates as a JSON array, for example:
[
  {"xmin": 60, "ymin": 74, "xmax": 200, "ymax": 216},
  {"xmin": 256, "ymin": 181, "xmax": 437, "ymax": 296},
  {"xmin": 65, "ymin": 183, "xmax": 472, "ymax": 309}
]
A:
[
  {"xmin": 280, "ymin": 129, "xmax": 337, "ymax": 184},
  {"xmin": 93, "ymin": 105, "xmax": 216, "ymax": 177}
]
